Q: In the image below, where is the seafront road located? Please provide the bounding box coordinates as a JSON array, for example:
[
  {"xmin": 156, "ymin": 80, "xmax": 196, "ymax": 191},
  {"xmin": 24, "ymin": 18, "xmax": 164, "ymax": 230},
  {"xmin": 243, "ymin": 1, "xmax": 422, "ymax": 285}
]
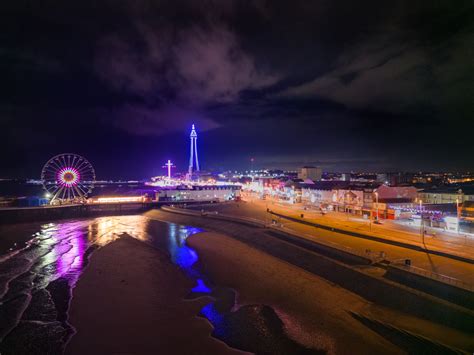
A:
[{"xmin": 190, "ymin": 196, "xmax": 474, "ymax": 287}]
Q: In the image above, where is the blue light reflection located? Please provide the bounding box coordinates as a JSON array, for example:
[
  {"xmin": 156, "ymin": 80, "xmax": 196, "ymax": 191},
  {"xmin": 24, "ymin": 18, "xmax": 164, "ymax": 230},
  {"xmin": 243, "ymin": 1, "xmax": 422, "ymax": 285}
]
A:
[
  {"xmin": 192, "ymin": 279, "xmax": 211, "ymax": 293},
  {"xmin": 200, "ymin": 303, "xmax": 225, "ymax": 337},
  {"xmin": 160, "ymin": 223, "xmax": 226, "ymax": 334},
  {"xmin": 165, "ymin": 223, "xmax": 212, "ymax": 292}
]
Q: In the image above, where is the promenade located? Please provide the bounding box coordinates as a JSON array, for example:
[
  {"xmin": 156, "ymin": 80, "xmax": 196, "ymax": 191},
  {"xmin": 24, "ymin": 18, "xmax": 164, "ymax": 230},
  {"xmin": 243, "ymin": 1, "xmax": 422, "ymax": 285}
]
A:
[{"xmin": 191, "ymin": 197, "xmax": 474, "ymax": 287}]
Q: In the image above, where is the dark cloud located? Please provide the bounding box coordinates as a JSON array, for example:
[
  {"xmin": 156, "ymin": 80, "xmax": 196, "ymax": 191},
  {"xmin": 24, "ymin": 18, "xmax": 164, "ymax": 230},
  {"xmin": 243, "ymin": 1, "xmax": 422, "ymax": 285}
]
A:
[
  {"xmin": 1, "ymin": 0, "xmax": 473, "ymax": 177},
  {"xmin": 281, "ymin": 31, "xmax": 474, "ymax": 119},
  {"xmin": 104, "ymin": 104, "xmax": 220, "ymax": 136},
  {"xmin": 94, "ymin": 20, "xmax": 277, "ymax": 136}
]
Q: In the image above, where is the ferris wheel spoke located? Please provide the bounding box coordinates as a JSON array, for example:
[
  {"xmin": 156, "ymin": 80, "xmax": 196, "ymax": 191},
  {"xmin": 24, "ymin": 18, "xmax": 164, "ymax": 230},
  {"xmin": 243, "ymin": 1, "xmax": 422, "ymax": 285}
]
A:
[
  {"xmin": 55, "ymin": 156, "xmax": 66, "ymax": 169},
  {"xmin": 76, "ymin": 182, "xmax": 90, "ymax": 195},
  {"xmin": 76, "ymin": 162, "xmax": 92, "ymax": 174},
  {"xmin": 74, "ymin": 185, "xmax": 85, "ymax": 198},
  {"xmin": 44, "ymin": 166, "xmax": 60, "ymax": 175},
  {"xmin": 61, "ymin": 186, "xmax": 68, "ymax": 200},
  {"xmin": 46, "ymin": 187, "xmax": 60, "ymax": 196},
  {"xmin": 61, "ymin": 155, "xmax": 68, "ymax": 170},
  {"xmin": 49, "ymin": 159, "xmax": 62, "ymax": 172},
  {"xmin": 70, "ymin": 155, "xmax": 76, "ymax": 168},
  {"xmin": 71, "ymin": 156, "xmax": 81, "ymax": 171},
  {"xmin": 51, "ymin": 186, "xmax": 64, "ymax": 201},
  {"xmin": 74, "ymin": 158, "xmax": 87, "ymax": 171},
  {"xmin": 45, "ymin": 184, "xmax": 58, "ymax": 191}
]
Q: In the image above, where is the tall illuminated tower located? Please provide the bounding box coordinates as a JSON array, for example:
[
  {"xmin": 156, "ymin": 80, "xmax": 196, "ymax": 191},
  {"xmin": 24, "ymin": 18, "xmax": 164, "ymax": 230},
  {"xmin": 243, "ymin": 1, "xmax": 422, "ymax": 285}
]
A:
[{"xmin": 188, "ymin": 124, "xmax": 200, "ymax": 176}]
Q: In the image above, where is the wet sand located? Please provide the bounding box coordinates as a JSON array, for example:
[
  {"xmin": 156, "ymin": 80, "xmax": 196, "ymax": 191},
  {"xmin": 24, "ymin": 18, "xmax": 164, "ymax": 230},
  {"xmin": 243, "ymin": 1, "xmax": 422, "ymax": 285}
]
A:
[
  {"xmin": 186, "ymin": 232, "xmax": 401, "ymax": 355},
  {"xmin": 66, "ymin": 235, "xmax": 242, "ymax": 355}
]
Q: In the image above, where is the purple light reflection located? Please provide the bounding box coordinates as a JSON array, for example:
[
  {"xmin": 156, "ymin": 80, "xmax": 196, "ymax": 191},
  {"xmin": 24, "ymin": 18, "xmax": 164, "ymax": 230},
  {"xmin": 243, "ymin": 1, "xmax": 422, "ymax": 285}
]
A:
[{"xmin": 52, "ymin": 223, "xmax": 87, "ymax": 285}]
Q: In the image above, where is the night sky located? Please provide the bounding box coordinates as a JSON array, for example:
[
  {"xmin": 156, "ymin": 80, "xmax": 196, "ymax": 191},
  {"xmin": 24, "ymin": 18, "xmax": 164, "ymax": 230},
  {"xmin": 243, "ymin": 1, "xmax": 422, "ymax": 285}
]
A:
[{"xmin": 1, "ymin": 1, "xmax": 473, "ymax": 179}]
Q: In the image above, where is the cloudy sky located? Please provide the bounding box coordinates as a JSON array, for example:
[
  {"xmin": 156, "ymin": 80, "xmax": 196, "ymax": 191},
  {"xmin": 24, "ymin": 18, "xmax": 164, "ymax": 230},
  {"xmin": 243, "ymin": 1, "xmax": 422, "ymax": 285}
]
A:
[{"xmin": 1, "ymin": 0, "xmax": 473, "ymax": 178}]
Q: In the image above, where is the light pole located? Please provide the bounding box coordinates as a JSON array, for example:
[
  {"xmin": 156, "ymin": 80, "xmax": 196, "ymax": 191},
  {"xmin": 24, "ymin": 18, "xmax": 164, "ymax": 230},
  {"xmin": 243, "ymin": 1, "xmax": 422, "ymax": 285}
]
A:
[
  {"xmin": 419, "ymin": 199, "xmax": 425, "ymax": 245},
  {"xmin": 369, "ymin": 208, "xmax": 372, "ymax": 231},
  {"xmin": 456, "ymin": 197, "xmax": 460, "ymax": 234},
  {"xmin": 265, "ymin": 199, "xmax": 269, "ymax": 226},
  {"xmin": 374, "ymin": 191, "xmax": 379, "ymax": 222}
]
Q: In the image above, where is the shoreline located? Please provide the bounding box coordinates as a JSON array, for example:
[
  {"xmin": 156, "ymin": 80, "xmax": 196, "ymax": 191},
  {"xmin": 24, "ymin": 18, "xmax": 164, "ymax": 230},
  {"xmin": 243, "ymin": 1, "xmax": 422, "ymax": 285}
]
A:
[
  {"xmin": 185, "ymin": 231, "xmax": 400, "ymax": 354},
  {"xmin": 65, "ymin": 234, "xmax": 242, "ymax": 355},
  {"xmin": 2, "ymin": 212, "xmax": 471, "ymax": 354},
  {"xmin": 146, "ymin": 208, "xmax": 474, "ymax": 352}
]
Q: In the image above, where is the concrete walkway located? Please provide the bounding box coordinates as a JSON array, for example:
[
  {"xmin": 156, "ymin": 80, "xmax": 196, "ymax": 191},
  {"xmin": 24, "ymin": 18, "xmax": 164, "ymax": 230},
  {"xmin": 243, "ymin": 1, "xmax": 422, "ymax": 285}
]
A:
[{"xmin": 190, "ymin": 200, "xmax": 474, "ymax": 287}]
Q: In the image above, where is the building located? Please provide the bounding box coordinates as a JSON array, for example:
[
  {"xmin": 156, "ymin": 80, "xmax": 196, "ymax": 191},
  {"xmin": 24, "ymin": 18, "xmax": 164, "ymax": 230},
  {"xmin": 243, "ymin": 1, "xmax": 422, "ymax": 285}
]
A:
[
  {"xmin": 460, "ymin": 201, "xmax": 474, "ymax": 234},
  {"xmin": 418, "ymin": 187, "xmax": 474, "ymax": 204},
  {"xmin": 341, "ymin": 173, "xmax": 350, "ymax": 181},
  {"xmin": 302, "ymin": 183, "xmax": 418, "ymax": 219},
  {"xmin": 298, "ymin": 166, "xmax": 322, "ymax": 181},
  {"xmin": 301, "ymin": 181, "xmax": 364, "ymax": 212},
  {"xmin": 301, "ymin": 182, "xmax": 337, "ymax": 207},
  {"xmin": 377, "ymin": 172, "xmax": 416, "ymax": 186},
  {"xmin": 156, "ymin": 185, "xmax": 241, "ymax": 202}
]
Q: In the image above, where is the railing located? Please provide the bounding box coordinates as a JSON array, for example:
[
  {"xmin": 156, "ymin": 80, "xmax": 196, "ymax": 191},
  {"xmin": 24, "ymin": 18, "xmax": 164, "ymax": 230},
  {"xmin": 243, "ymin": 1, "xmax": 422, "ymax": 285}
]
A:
[
  {"xmin": 271, "ymin": 223, "xmax": 377, "ymax": 262},
  {"xmin": 163, "ymin": 205, "xmax": 474, "ymax": 291},
  {"xmin": 163, "ymin": 205, "xmax": 265, "ymax": 228},
  {"xmin": 162, "ymin": 205, "xmax": 372, "ymax": 263},
  {"xmin": 390, "ymin": 262, "xmax": 474, "ymax": 292}
]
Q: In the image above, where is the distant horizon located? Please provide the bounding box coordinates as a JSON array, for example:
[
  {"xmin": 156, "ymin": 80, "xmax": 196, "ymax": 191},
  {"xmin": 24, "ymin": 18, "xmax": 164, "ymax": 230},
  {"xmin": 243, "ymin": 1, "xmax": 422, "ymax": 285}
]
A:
[{"xmin": 2, "ymin": 168, "xmax": 473, "ymax": 182}]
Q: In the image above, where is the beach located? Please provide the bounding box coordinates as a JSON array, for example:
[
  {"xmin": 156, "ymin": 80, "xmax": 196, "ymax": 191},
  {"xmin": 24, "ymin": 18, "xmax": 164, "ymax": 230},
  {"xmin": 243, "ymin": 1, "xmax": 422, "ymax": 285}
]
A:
[
  {"xmin": 66, "ymin": 234, "xmax": 242, "ymax": 355},
  {"xmin": 2, "ymin": 213, "xmax": 471, "ymax": 354},
  {"xmin": 186, "ymin": 231, "xmax": 400, "ymax": 355}
]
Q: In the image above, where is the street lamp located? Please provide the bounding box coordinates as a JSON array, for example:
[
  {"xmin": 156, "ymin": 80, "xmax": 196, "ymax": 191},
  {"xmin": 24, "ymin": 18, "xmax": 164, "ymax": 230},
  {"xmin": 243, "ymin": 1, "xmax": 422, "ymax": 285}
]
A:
[
  {"xmin": 419, "ymin": 199, "xmax": 425, "ymax": 244},
  {"xmin": 456, "ymin": 197, "xmax": 460, "ymax": 234},
  {"xmin": 374, "ymin": 191, "xmax": 379, "ymax": 222}
]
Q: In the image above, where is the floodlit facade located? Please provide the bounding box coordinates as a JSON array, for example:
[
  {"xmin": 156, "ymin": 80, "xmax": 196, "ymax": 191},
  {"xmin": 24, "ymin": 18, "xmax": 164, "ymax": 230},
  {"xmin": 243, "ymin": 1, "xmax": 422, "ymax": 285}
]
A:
[
  {"xmin": 298, "ymin": 166, "xmax": 322, "ymax": 181},
  {"xmin": 302, "ymin": 183, "xmax": 418, "ymax": 219},
  {"xmin": 418, "ymin": 189, "xmax": 474, "ymax": 204},
  {"xmin": 156, "ymin": 185, "xmax": 241, "ymax": 202}
]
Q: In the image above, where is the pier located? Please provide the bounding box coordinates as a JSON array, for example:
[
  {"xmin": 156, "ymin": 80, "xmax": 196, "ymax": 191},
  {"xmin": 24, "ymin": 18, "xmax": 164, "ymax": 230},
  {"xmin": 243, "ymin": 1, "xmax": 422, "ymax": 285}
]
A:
[{"xmin": 0, "ymin": 200, "xmax": 214, "ymax": 224}]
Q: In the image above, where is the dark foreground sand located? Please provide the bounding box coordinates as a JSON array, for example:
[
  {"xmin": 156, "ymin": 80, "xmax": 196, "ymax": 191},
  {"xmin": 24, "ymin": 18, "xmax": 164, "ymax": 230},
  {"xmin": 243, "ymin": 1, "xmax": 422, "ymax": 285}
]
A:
[
  {"xmin": 66, "ymin": 235, "xmax": 243, "ymax": 355},
  {"xmin": 186, "ymin": 232, "xmax": 403, "ymax": 355}
]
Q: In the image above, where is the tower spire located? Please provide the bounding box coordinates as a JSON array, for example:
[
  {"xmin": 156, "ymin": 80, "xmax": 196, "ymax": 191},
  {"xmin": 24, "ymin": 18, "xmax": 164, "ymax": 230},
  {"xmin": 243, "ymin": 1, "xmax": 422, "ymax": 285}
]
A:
[{"xmin": 188, "ymin": 124, "xmax": 200, "ymax": 177}]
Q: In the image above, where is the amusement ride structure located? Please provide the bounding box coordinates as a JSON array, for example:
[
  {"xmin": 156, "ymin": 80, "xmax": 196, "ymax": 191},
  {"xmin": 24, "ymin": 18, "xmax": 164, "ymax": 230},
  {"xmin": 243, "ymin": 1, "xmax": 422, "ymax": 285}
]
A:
[{"xmin": 41, "ymin": 153, "xmax": 95, "ymax": 204}]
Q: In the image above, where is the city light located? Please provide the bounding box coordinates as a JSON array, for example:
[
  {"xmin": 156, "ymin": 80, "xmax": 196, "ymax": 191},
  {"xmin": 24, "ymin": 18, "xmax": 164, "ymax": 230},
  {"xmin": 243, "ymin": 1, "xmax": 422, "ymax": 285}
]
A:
[{"xmin": 93, "ymin": 196, "xmax": 146, "ymax": 203}]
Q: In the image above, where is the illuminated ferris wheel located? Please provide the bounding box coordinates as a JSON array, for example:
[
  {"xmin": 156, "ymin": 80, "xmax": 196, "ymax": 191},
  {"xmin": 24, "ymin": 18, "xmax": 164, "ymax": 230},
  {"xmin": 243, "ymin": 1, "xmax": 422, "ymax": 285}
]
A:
[{"xmin": 41, "ymin": 153, "xmax": 95, "ymax": 203}]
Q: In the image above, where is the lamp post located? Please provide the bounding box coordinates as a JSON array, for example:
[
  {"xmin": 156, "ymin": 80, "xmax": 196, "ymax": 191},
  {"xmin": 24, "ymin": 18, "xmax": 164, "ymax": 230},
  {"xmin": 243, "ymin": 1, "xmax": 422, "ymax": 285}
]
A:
[
  {"xmin": 456, "ymin": 197, "xmax": 460, "ymax": 234},
  {"xmin": 374, "ymin": 191, "xmax": 379, "ymax": 222},
  {"xmin": 419, "ymin": 199, "xmax": 425, "ymax": 245},
  {"xmin": 369, "ymin": 206, "xmax": 372, "ymax": 231},
  {"xmin": 265, "ymin": 199, "xmax": 269, "ymax": 227}
]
